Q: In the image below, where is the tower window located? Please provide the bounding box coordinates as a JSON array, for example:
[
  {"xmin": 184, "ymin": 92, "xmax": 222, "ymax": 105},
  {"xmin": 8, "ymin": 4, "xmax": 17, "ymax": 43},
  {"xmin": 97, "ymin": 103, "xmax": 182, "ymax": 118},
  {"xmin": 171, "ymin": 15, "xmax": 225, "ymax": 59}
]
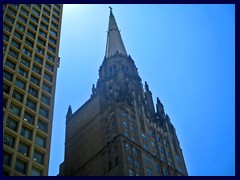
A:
[
  {"xmin": 21, "ymin": 126, "xmax": 32, "ymax": 140},
  {"xmin": 15, "ymin": 159, "xmax": 27, "ymax": 174},
  {"xmin": 18, "ymin": 141, "xmax": 30, "ymax": 156},
  {"xmin": 6, "ymin": 118, "xmax": 18, "ymax": 131}
]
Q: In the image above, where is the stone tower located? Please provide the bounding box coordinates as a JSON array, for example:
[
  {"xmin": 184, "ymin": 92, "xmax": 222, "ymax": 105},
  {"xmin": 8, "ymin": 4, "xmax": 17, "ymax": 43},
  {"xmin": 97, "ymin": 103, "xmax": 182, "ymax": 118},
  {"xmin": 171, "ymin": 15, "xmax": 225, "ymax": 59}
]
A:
[{"xmin": 58, "ymin": 8, "xmax": 188, "ymax": 176}]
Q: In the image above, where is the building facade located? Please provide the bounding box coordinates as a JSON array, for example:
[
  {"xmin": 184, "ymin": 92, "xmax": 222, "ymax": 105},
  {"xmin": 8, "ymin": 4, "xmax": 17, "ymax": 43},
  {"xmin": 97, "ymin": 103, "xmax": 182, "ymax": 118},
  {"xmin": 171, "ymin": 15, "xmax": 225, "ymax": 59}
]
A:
[
  {"xmin": 3, "ymin": 4, "xmax": 63, "ymax": 176},
  {"xmin": 58, "ymin": 9, "xmax": 187, "ymax": 176}
]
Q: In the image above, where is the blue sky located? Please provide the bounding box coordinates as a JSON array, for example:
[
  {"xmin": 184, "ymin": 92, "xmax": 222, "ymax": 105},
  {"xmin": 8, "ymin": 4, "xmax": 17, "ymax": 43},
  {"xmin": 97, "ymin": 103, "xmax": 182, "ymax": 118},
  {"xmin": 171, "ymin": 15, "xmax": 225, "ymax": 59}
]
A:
[{"xmin": 49, "ymin": 4, "xmax": 235, "ymax": 176}]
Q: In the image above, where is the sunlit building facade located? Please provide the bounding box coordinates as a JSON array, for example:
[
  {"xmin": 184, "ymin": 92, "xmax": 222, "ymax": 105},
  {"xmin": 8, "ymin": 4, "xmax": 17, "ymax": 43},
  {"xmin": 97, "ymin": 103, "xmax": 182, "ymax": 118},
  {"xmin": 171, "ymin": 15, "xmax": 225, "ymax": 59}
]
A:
[
  {"xmin": 58, "ymin": 9, "xmax": 187, "ymax": 176},
  {"xmin": 3, "ymin": 4, "xmax": 63, "ymax": 176}
]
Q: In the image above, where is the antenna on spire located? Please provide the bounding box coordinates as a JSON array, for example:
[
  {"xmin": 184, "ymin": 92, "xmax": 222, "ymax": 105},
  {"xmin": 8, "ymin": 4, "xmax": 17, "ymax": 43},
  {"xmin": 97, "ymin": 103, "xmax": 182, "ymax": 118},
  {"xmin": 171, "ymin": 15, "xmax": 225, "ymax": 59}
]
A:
[{"xmin": 109, "ymin": 6, "xmax": 112, "ymax": 12}]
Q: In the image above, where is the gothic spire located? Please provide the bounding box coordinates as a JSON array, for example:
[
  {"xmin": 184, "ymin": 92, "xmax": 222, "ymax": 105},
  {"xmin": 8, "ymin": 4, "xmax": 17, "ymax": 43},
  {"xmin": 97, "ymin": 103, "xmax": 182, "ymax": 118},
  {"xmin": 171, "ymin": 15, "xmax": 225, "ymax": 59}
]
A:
[{"xmin": 105, "ymin": 7, "xmax": 127, "ymax": 58}]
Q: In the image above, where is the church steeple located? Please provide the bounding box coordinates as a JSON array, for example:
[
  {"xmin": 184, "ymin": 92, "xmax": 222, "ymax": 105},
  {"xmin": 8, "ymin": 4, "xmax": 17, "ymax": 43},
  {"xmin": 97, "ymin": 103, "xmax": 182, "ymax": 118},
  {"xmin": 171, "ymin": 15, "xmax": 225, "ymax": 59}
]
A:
[{"xmin": 105, "ymin": 7, "xmax": 127, "ymax": 58}]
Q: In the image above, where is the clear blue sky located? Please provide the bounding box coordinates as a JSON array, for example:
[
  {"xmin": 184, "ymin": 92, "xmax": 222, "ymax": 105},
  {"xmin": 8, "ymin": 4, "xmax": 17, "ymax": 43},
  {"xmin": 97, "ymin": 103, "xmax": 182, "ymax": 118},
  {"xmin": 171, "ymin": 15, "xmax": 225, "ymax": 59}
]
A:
[{"xmin": 49, "ymin": 4, "xmax": 235, "ymax": 176}]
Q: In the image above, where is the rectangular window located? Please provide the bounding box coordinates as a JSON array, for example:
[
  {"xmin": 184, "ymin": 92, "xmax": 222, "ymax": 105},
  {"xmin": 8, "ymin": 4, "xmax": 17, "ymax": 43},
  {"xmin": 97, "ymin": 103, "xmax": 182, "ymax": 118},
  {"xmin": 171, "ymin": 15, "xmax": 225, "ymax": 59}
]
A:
[
  {"xmin": 4, "ymin": 133, "xmax": 15, "ymax": 148},
  {"xmin": 18, "ymin": 14, "xmax": 27, "ymax": 23},
  {"xmin": 130, "ymin": 136, "xmax": 135, "ymax": 142},
  {"xmin": 147, "ymin": 168, "xmax": 153, "ymax": 176},
  {"xmin": 31, "ymin": 15, "xmax": 38, "ymax": 23},
  {"xmin": 3, "ymin": 23, "xmax": 12, "ymax": 33},
  {"xmin": 37, "ymin": 120, "xmax": 48, "ymax": 133},
  {"xmin": 36, "ymin": 46, "xmax": 44, "ymax": 55},
  {"xmin": 32, "ymin": 8, "xmax": 40, "ymax": 16},
  {"xmin": 163, "ymin": 168, "xmax": 168, "ymax": 176},
  {"xmin": 28, "ymin": 86, "xmax": 38, "ymax": 97},
  {"xmin": 127, "ymin": 156, "xmax": 132, "ymax": 164},
  {"xmin": 50, "ymin": 29, "xmax": 57, "ymax": 37},
  {"xmin": 5, "ymin": 59, "xmax": 16, "ymax": 70},
  {"xmin": 134, "ymin": 160, "xmax": 139, "ymax": 168},
  {"xmin": 23, "ymin": 112, "xmax": 34, "ymax": 124},
  {"xmin": 40, "ymin": 22, "xmax": 48, "ymax": 30},
  {"xmin": 3, "ymin": 152, "xmax": 11, "ymax": 166},
  {"xmin": 30, "ymin": 75, "xmax": 40, "ymax": 86},
  {"xmin": 53, "ymin": 8, "xmax": 60, "ymax": 16},
  {"xmin": 163, "ymin": 139, "xmax": 168, "ymax": 147},
  {"xmin": 33, "ymin": 150, "xmax": 44, "ymax": 164},
  {"xmin": 18, "ymin": 142, "xmax": 30, "ymax": 156},
  {"xmin": 43, "ymin": 8, "xmax": 50, "ymax": 16},
  {"xmin": 151, "ymin": 141, "xmax": 156, "ymax": 148},
  {"xmin": 125, "ymin": 143, "xmax": 130, "ymax": 151},
  {"xmin": 9, "ymin": 48, "xmax": 18, "ymax": 59},
  {"xmin": 18, "ymin": 67, "xmax": 28, "ymax": 78},
  {"xmin": 44, "ymin": 73, "xmax": 52, "ymax": 82},
  {"xmin": 130, "ymin": 125, "xmax": 134, "ymax": 132},
  {"xmin": 5, "ymin": 14, "xmax": 14, "ymax": 23},
  {"xmin": 34, "ymin": 55, "xmax": 43, "ymax": 64},
  {"xmin": 155, "ymin": 163, "xmax": 160, "ymax": 172},
  {"xmin": 124, "ymin": 131, "xmax": 129, "ymax": 138},
  {"xmin": 122, "ymin": 111, "xmax": 127, "ymax": 118},
  {"xmin": 45, "ymin": 4, "xmax": 51, "ymax": 9},
  {"xmin": 146, "ymin": 156, "xmax": 151, "ymax": 164},
  {"xmin": 26, "ymin": 99, "xmax": 36, "ymax": 111},
  {"xmin": 32, "ymin": 65, "xmax": 41, "ymax": 75},
  {"xmin": 49, "ymin": 37, "xmax": 57, "ymax": 45},
  {"xmin": 34, "ymin": 4, "xmax": 41, "ymax": 9},
  {"xmin": 25, "ymin": 38, "xmax": 33, "ymax": 47},
  {"xmin": 123, "ymin": 121, "xmax": 127, "ymax": 128},
  {"xmin": 143, "ymin": 145, "xmax": 148, "ymax": 151},
  {"xmin": 22, "ymin": 47, "xmax": 31, "ymax": 57},
  {"xmin": 29, "ymin": 22, "xmax": 37, "ymax": 31},
  {"xmin": 15, "ymin": 79, "xmax": 26, "ymax": 89},
  {"xmin": 10, "ymin": 104, "xmax": 21, "ymax": 116},
  {"xmin": 3, "ymin": 83, "xmax": 11, "ymax": 94},
  {"xmin": 31, "ymin": 167, "xmax": 42, "ymax": 176},
  {"xmin": 27, "ymin": 30, "xmax": 35, "ymax": 39},
  {"xmin": 53, "ymin": 4, "xmax": 60, "ymax": 10},
  {"xmin": 21, "ymin": 57, "xmax": 30, "ymax": 67},
  {"xmin": 46, "ymin": 62, "xmax": 54, "ymax": 72},
  {"xmin": 41, "ymin": 94, "xmax": 50, "ymax": 105},
  {"xmin": 39, "ymin": 30, "xmax": 47, "ymax": 38},
  {"xmin": 52, "ymin": 15, "xmax": 59, "ymax": 22},
  {"xmin": 16, "ymin": 23, "xmax": 25, "ymax": 31},
  {"xmin": 21, "ymin": 126, "xmax": 32, "ymax": 140},
  {"xmin": 42, "ymin": 15, "xmax": 49, "ymax": 23},
  {"xmin": 48, "ymin": 45, "xmax": 55, "ymax": 53},
  {"xmin": 47, "ymin": 53, "xmax": 55, "ymax": 62},
  {"xmin": 37, "ymin": 38, "xmax": 45, "ymax": 46},
  {"xmin": 35, "ymin": 135, "xmax": 45, "ymax": 148},
  {"xmin": 13, "ymin": 90, "xmax": 23, "ymax": 102},
  {"xmin": 132, "ymin": 147, "xmax": 137, "ymax": 156},
  {"xmin": 158, "ymin": 146, "xmax": 163, "ymax": 153},
  {"xmin": 142, "ymin": 133, "xmax": 146, "ymax": 141},
  {"xmin": 3, "ymin": 70, "xmax": 13, "ymax": 81},
  {"xmin": 14, "ymin": 31, "xmax": 23, "ymax": 40},
  {"xmin": 129, "ymin": 169, "xmax": 133, "ymax": 176},
  {"xmin": 7, "ymin": 8, "xmax": 17, "ymax": 16},
  {"xmin": 20, "ymin": 8, "xmax": 29, "ymax": 16},
  {"xmin": 51, "ymin": 22, "xmax": 58, "ymax": 29},
  {"xmin": 3, "ymin": 34, "xmax": 9, "ymax": 41},
  {"xmin": 15, "ymin": 159, "xmax": 27, "ymax": 174},
  {"xmin": 11, "ymin": 40, "xmax": 21, "ymax": 49},
  {"xmin": 6, "ymin": 118, "xmax": 18, "ymax": 131},
  {"xmin": 43, "ymin": 83, "xmax": 51, "ymax": 93},
  {"xmin": 39, "ymin": 106, "xmax": 49, "ymax": 119},
  {"xmin": 23, "ymin": 4, "xmax": 30, "ymax": 9}
]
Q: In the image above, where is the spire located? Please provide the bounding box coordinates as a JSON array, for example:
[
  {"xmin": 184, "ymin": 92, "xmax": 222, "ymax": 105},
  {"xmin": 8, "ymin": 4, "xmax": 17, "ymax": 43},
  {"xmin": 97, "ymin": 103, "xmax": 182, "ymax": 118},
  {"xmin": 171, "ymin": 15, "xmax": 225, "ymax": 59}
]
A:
[
  {"xmin": 66, "ymin": 105, "xmax": 72, "ymax": 118},
  {"xmin": 105, "ymin": 7, "xmax": 127, "ymax": 58}
]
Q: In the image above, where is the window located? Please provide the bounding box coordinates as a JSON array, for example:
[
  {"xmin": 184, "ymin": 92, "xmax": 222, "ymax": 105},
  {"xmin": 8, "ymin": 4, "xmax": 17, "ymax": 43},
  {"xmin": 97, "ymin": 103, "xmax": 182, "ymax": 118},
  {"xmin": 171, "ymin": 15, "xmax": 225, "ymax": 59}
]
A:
[
  {"xmin": 156, "ymin": 135, "xmax": 160, "ymax": 142},
  {"xmin": 37, "ymin": 120, "xmax": 48, "ymax": 133},
  {"xmin": 13, "ymin": 90, "xmax": 23, "ymax": 102},
  {"xmin": 22, "ymin": 47, "xmax": 31, "ymax": 57},
  {"xmin": 5, "ymin": 14, "xmax": 14, "ymax": 23},
  {"xmin": 4, "ymin": 34, "xmax": 9, "ymax": 41},
  {"xmin": 149, "ymin": 130, "xmax": 153, "ymax": 137},
  {"xmin": 27, "ymin": 30, "xmax": 35, "ymax": 39},
  {"xmin": 49, "ymin": 37, "xmax": 56, "ymax": 45},
  {"xmin": 45, "ymin": 4, "xmax": 51, "ymax": 9},
  {"xmin": 122, "ymin": 111, "xmax": 127, "ymax": 118},
  {"xmin": 166, "ymin": 151, "xmax": 171, "ymax": 159},
  {"xmin": 23, "ymin": 112, "xmax": 34, "ymax": 124},
  {"xmin": 9, "ymin": 48, "xmax": 18, "ymax": 59},
  {"xmin": 53, "ymin": 8, "xmax": 60, "ymax": 16},
  {"xmin": 3, "ymin": 83, "xmax": 10, "ymax": 94},
  {"xmin": 15, "ymin": 159, "xmax": 27, "ymax": 174},
  {"xmin": 26, "ymin": 99, "xmax": 36, "ymax": 110},
  {"xmin": 21, "ymin": 126, "xmax": 32, "ymax": 140},
  {"xmin": 18, "ymin": 142, "xmax": 29, "ymax": 156},
  {"xmin": 34, "ymin": 55, "xmax": 43, "ymax": 64},
  {"xmin": 7, "ymin": 8, "xmax": 17, "ymax": 16},
  {"xmin": 31, "ymin": 167, "xmax": 42, "ymax": 176},
  {"xmin": 163, "ymin": 139, "xmax": 168, "ymax": 147},
  {"xmin": 11, "ymin": 40, "xmax": 20, "ymax": 49},
  {"xmin": 35, "ymin": 135, "xmax": 45, "ymax": 148},
  {"xmin": 5, "ymin": 59, "xmax": 16, "ymax": 70},
  {"xmin": 127, "ymin": 156, "xmax": 132, "ymax": 164},
  {"xmin": 31, "ymin": 15, "xmax": 38, "ymax": 23},
  {"xmin": 107, "ymin": 161, "xmax": 112, "ymax": 171},
  {"xmin": 125, "ymin": 143, "xmax": 130, "ymax": 151},
  {"xmin": 151, "ymin": 141, "xmax": 155, "ymax": 148},
  {"xmin": 124, "ymin": 131, "xmax": 129, "ymax": 138},
  {"xmin": 18, "ymin": 14, "xmax": 27, "ymax": 23},
  {"xmin": 132, "ymin": 147, "xmax": 137, "ymax": 156},
  {"xmin": 25, "ymin": 38, "xmax": 33, "ymax": 47},
  {"xmin": 48, "ymin": 45, "xmax": 55, "ymax": 53},
  {"xmin": 38, "ymin": 38, "xmax": 45, "ymax": 46},
  {"xmin": 50, "ymin": 29, "xmax": 57, "ymax": 37},
  {"xmin": 28, "ymin": 86, "xmax": 38, "ymax": 97},
  {"xmin": 23, "ymin": 4, "xmax": 30, "ymax": 9},
  {"xmin": 43, "ymin": 8, "xmax": 50, "ymax": 16},
  {"xmin": 34, "ymin": 4, "xmax": 41, "ymax": 9},
  {"xmin": 147, "ymin": 168, "xmax": 153, "ymax": 176},
  {"xmin": 51, "ymin": 22, "xmax": 58, "ymax": 29},
  {"xmin": 43, "ymin": 83, "xmax": 51, "ymax": 93},
  {"xmin": 129, "ymin": 169, "xmax": 133, "ymax": 176},
  {"xmin": 40, "ymin": 22, "xmax": 48, "ymax": 30},
  {"xmin": 6, "ymin": 118, "xmax": 18, "ymax": 131},
  {"xmin": 4, "ymin": 134, "xmax": 15, "ymax": 148},
  {"xmin": 129, "ymin": 125, "xmax": 134, "ymax": 132},
  {"xmin": 52, "ymin": 15, "xmax": 59, "ymax": 22},
  {"xmin": 163, "ymin": 168, "xmax": 168, "ymax": 176},
  {"xmin": 21, "ymin": 57, "xmax": 30, "ymax": 67},
  {"xmin": 10, "ymin": 104, "xmax": 21, "ymax": 116},
  {"xmin": 15, "ymin": 79, "xmax": 26, "ymax": 90},
  {"xmin": 32, "ymin": 65, "xmax": 41, "ymax": 75},
  {"xmin": 146, "ymin": 156, "xmax": 150, "ymax": 164},
  {"xmin": 14, "ymin": 31, "xmax": 22, "ymax": 40},
  {"xmin": 3, "ymin": 152, "xmax": 11, "ymax": 166},
  {"xmin": 47, "ymin": 53, "xmax": 55, "ymax": 62},
  {"xmin": 36, "ymin": 46, "xmax": 44, "ymax": 55},
  {"xmin": 42, "ymin": 15, "xmax": 49, "ymax": 23},
  {"xmin": 53, "ymin": 4, "xmax": 60, "ymax": 10},
  {"xmin": 18, "ymin": 67, "xmax": 28, "ymax": 77},
  {"xmin": 20, "ymin": 8, "xmax": 28, "ymax": 16},
  {"xmin": 30, "ymin": 75, "xmax": 40, "ymax": 86},
  {"xmin": 32, "ymin": 8, "xmax": 40, "ymax": 16},
  {"xmin": 44, "ymin": 73, "xmax": 52, "ymax": 82},
  {"xmin": 33, "ymin": 150, "xmax": 44, "ymax": 164},
  {"xmin": 4, "ymin": 23, "xmax": 12, "ymax": 32},
  {"xmin": 143, "ymin": 145, "xmax": 148, "ymax": 151},
  {"xmin": 123, "ymin": 121, "xmax": 127, "ymax": 128},
  {"xmin": 41, "ymin": 94, "xmax": 50, "ymax": 105},
  {"xmin": 39, "ymin": 30, "xmax": 47, "ymax": 38},
  {"xmin": 134, "ymin": 160, "xmax": 139, "ymax": 168},
  {"xmin": 142, "ymin": 134, "xmax": 146, "ymax": 141},
  {"xmin": 3, "ymin": 70, "xmax": 13, "ymax": 81},
  {"xmin": 155, "ymin": 163, "xmax": 160, "ymax": 172},
  {"xmin": 39, "ymin": 106, "xmax": 49, "ymax": 119},
  {"xmin": 16, "ymin": 23, "xmax": 25, "ymax": 31},
  {"xmin": 29, "ymin": 22, "xmax": 37, "ymax": 31}
]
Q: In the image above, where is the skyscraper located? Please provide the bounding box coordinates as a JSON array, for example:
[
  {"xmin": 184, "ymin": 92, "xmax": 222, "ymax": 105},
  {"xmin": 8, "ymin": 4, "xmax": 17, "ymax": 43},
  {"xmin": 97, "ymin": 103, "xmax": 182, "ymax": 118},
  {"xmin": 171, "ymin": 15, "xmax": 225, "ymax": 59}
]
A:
[
  {"xmin": 3, "ymin": 4, "xmax": 63, "ymax": 176},
  {"xmin": 58, "ymin": 8, "xmax": 187, "ymax": 176}
]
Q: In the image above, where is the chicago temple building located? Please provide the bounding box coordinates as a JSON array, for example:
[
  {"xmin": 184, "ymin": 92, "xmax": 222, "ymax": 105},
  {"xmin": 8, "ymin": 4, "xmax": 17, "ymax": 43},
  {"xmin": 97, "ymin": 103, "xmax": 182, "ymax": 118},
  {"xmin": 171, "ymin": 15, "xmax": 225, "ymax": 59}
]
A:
[{"xmin": 58, "ymin": 9, "xmax": 188, "ymax": 176}]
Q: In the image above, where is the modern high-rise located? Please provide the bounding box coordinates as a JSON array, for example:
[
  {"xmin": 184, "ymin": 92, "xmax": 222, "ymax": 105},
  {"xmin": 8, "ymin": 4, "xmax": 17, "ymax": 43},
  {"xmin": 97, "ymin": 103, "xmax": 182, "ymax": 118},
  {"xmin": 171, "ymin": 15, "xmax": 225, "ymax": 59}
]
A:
[
  {"xmin": 58, "ymin": 9, "xmax": 187, "ymax": 176},
  {"xmin": 3, "ymin": 4, "xmax": 63, "ymax": 176}
]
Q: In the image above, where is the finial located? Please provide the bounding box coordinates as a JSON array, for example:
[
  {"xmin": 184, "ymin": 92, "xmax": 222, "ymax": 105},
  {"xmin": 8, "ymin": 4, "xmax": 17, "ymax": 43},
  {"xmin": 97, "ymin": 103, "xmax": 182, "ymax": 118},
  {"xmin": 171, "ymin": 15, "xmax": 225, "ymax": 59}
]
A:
[
  {"xmin": 109, "ymin": 6, "xmax": 112, "ymax": 11},
  {"xmin": 145, "ymin": 81, "xmax": 149, "ymax": 91},
  {"xmin": 66, "ymin": 105, "xmax": 72, "ymax": 118},
  {"xmin": 157, "ymin": 97, "xmax": 160, "ymax": 104}
]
